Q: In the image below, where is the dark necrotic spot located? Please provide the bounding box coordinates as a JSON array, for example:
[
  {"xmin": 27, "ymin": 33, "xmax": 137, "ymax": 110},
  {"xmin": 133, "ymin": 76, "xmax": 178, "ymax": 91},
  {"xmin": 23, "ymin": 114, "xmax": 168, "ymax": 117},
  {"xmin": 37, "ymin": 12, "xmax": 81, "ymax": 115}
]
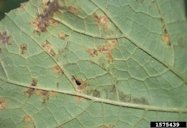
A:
[
  {"xmin": 25, "ymin": 78, "xmax": 38, "ymax": 97},
  {"xmin": 0, "ymin": 31, "xmax": 10, "ymax": 44},
  {"xmin": 31, "ymin": 79, "xmax": 37, "ymax": 86},
  {"xmin": 33, "ymin": 0, "xmax": 61, "ymax": 33}
]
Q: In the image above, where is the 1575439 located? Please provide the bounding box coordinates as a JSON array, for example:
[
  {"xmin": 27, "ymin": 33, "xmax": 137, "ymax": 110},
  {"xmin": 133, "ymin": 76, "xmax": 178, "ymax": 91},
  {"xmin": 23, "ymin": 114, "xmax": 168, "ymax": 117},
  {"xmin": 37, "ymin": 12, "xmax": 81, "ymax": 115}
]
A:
[{"xmin": 150, "ymin": 121, "xmax": 186, "ymax": 128}]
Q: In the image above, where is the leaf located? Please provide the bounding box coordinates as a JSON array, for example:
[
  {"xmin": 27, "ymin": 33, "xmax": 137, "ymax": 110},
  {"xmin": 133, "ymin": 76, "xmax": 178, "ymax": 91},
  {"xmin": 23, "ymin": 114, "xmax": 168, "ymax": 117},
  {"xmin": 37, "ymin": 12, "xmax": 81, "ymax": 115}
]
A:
[{"xmin": 0, "ymin": 0, "xmax": 187, "ymax": 128}]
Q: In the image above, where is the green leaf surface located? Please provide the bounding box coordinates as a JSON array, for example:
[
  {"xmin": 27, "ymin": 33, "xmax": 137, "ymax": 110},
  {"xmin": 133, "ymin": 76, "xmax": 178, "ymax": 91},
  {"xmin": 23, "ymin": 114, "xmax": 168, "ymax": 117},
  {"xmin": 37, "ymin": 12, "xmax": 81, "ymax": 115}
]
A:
[{"xmin": 0, "ymin": 0, "xmax": 187, "ymax": 128}]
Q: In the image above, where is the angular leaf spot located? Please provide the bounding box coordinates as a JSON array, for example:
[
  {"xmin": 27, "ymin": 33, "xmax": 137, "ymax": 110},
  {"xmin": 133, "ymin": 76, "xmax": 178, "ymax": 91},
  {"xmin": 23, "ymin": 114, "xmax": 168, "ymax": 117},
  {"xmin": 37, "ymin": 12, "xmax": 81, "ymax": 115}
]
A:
[
  {"xmin": 87, "ymin": 48, "xmax": 98, "ymax": 57},
  {"xmin": 0, "ymin": 98, "xmax": 7, "ymax": 110},
  {"xmin": 42, "ymin": 41, "xmax": 56, "ymax": 56},
  {"xmin": 25, "ymin": 78, "xmax": 38, "ymax": 97},
  {"xmin": 23, "ymin": 115, "xmax": 33, "ymax": 122},
  {"xmin": 20, "ymin": 44, "xmax": 27, "ymax": 55},
  {"xmin": 36, "ymin": 90, "xmax": 49, "ymax": 104},
  {"xmin": 87, "ymin": 39, "xmax": 117, "ymax": 62},
  {"xmin": 72, "ymin": 76, "xmax": 87, "ymax": 91},
  {"xmin": 94, "ymin": 13, "xmax": 109, "ymax": 28},
  {"xmin": 0, "ymin": 31, "xmax": 10, "ymax": 44},
  {"xmin": 67, "ymin": 6, "xmax": 79, "ymax": 14},
  {"xmin": 162, "ymin": 27, "xmax": 171, "ymax": 46},
  {"xmin": 52, "ymin": 64, "xmax": 63, "ymax": 74}
]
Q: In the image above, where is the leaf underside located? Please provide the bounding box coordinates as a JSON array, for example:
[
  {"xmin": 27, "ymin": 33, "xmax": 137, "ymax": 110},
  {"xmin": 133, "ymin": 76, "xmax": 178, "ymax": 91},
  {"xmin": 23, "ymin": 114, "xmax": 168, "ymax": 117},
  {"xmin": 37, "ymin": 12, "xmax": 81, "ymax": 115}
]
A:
[{"xmin": 0, "ymin": 0, "xmax": 187, "ymax": 128}]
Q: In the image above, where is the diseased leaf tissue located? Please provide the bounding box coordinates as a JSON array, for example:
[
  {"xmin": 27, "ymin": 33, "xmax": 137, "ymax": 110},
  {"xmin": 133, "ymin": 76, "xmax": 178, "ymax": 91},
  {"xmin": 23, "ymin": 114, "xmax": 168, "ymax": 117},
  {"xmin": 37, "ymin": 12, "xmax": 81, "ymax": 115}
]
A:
[{"xmin": 0, "ymin": 0, "xmax": 187, "ymax": 128}]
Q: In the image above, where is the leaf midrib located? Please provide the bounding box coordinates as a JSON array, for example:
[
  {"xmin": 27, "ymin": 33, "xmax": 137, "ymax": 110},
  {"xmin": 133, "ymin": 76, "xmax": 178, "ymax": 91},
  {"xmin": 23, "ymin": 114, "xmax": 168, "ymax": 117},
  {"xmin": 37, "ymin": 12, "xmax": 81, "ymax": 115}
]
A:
[{"xmin": 1, "ymin": 77, "xmax": 187, "ymax": 113}]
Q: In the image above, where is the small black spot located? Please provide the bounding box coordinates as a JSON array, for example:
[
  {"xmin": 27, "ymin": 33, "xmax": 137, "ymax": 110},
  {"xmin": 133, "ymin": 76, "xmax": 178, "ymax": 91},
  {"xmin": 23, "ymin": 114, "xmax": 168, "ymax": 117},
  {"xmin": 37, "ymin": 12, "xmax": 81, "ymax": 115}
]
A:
[
  {"xmin": 72, "ymin": 76, "xmax": 82, "ymax": 86},
  {"xmin": 25, "ymin": 78, "xmax": 38, "ymax": 97},
  {"xmin": 75, "ymin": 79, "xmax": 81, "ymax": 86}
]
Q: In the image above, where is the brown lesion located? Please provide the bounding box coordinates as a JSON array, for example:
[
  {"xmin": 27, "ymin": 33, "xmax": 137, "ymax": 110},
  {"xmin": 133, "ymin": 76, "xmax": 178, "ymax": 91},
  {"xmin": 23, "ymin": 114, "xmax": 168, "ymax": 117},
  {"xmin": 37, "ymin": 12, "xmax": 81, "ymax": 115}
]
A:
[
  {"xmin": 87, "ymin": 39, "xmax": 118, "ymax": 62},
  {"xmin": 58, "ymin": 32, "xmax": 69, "ymax": 40},
  {"xmin": 162, "ymin": 26, "xmax": 171, "ymax": 46},
  {"xmin": 42, "ymin": 41, "xmax": 56, "ymax": 57},
  {"xmin": 0, "ymin": 31, "xmax": 11, "ymax": 44},
  {"xmin": 94, "ymin": 13, "xmax": 109, "ymax": 29},
  {"xmin": 0, "ymin": 98, "xmax": 7, "ymax": 110},
  {"xmin": 32, "ymin": 0, "xmax": 61, "ymax": 33},
  {"xmin": 72, "ymin": 76, "xmax": 87, "ymax": 91},
  {"xmin": 36, "ymin": 90, "xmax": 57, "ymax": 104},
  {"xmin": 23, "ymin": 115, "xmax": 33, "ymax": 122},
  {"xmin": 20, "ymin": 44, "xmax": 27, "ymax": 55},
  {"xmin": 25, "ymin": 78, "xmax": 38, "ymax": 97},
  {"xmin": 87, "ymin": 48, "xmax": 98, "ymax": 57},
  {"xmin": 52, "ymin": 64, "xmax": 63, "ymax": 74}
]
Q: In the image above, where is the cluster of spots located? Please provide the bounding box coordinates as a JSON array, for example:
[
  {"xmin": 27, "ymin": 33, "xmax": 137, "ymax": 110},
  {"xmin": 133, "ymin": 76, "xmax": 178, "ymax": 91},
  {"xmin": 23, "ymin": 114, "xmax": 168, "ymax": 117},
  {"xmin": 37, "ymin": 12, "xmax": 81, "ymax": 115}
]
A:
[
  {"xmin": 52, "ymin": 64, "xmax": 63, "ymax": 74},
  {"xmin": 35, "ymin": 90, "xmax": 50, "ymax": 104},
  {"xmin": 0, "ymin": 31, "xmax": 10, "ymax": 44},
  {"xmin": 119, "ymin": 91, "xmax": 149, "ymax": 105},
  {"xmin": 94, "ymin": 13, "xmax": 109, "ymax": 29},
  {"xmin": 42, "ymin": 41, "xmax": 56, "ymax": 57},
  {"xmin": 58, "ymin": 32, "xmax": 69, "ymax": 40},
  {"xmin": 87, "ymin": 39, "xmax": 118, "ymax": 62},
  {"xmin": 25, "ymin": 78, "xmax": 57, "ymax": 103},
  {"xmin": 20, "ymin": 44, "xmax": 27, "ymax": 55},
  {"xmin": 32, "ymin": 0, "xmax": 61, "ymax": 33},
  {"xmin": 0, "ymin": 98, "xmax": 6, "ymax": 110},
  {"xmin": 25, "ymin": 78, "xmax": 38, "ymax": 97},
  {"xmin": 36, "ymin": 89, "xmax": 56, "ymax": 104},
  {"xmin": 162, "ymin": 26, "xmax": 171, "ymax": 46}
]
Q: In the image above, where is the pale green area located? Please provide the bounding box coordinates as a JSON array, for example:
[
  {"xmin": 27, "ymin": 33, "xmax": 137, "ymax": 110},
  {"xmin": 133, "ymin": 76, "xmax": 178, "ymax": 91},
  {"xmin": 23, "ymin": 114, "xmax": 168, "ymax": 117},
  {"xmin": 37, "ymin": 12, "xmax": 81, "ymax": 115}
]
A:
[{"xmin": 0, "ymin": 0, "xmax": 187, "ymax": 128}]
